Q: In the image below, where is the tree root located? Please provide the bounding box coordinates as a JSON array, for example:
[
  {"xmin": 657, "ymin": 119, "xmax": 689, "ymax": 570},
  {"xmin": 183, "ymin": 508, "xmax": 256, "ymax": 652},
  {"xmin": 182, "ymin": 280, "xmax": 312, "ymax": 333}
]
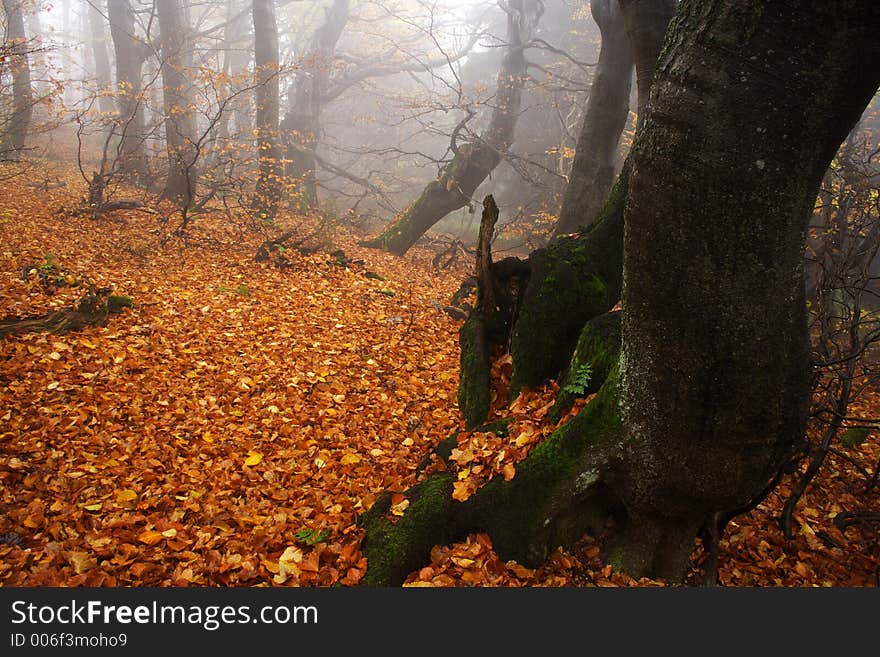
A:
[{"xmin": 0, "ymin": 288, "xmax": 133, "ymax": 337}]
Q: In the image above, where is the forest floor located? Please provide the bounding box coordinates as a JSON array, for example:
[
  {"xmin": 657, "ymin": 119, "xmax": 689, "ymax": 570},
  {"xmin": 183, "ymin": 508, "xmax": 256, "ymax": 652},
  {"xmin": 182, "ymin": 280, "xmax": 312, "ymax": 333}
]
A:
[{"xmin": 0, "ymin": 160, "xmax": 878, "ymax": 587}]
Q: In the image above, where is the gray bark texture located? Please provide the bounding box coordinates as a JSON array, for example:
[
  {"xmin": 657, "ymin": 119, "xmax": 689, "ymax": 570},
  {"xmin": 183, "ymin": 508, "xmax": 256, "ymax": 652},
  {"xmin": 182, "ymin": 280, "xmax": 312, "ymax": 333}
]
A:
[{"xmin": 616, "ymin": 0, "xmax": 880, "ymax": 578}]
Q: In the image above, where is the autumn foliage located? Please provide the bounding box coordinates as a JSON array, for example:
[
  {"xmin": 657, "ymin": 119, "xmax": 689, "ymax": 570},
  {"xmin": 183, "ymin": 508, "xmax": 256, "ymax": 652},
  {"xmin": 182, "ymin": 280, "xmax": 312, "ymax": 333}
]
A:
[{"xmin": 0, "ymin": 162, "xmax": 878, "ymax": 587}]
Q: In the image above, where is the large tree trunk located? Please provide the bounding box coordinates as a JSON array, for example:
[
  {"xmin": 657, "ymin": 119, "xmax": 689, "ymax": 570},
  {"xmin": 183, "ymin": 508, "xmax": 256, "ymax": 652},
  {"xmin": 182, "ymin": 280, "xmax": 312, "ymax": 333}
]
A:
[
  {"xmin": 252, "ymin": 0, "xmax": 283, "ymax": 220},
  {"xmin": 281, "ymin": 0, "xmax": 350, "ymax": 210},
  {"xmin": 157, "ymin": 0, "xmax": 198, "ymax": 204},
  {"xmin": 1, "ymin": 0, "xmax": 33, "ymax": 157},
  {"xmin": 615, "ymin": 0, "xmax": 880, "ymax": 579},
  {"xmin": 552, "ymin": 0, "xmax": 632, "ymax": 237},
  {"xmin": 361, "ymin": 0, "xmax": 542, "ymax": 256},
  {"xmin": 108, "ymin": 0, "xmax": 149, "ymax": 181},
  {"xmin": 88, "ymin": 1, "xmax": 115, "ymax": 117},
  {"xmin": 359, "ymin": 0, "xmax": 880, "ymax": 586}
]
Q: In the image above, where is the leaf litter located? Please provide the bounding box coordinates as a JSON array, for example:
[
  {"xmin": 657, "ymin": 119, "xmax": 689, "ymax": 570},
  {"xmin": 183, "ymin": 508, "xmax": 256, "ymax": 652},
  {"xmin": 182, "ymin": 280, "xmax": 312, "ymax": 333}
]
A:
[{"xmin": 0, "ymin": 164, "xmax": 877, "ymax": 587}]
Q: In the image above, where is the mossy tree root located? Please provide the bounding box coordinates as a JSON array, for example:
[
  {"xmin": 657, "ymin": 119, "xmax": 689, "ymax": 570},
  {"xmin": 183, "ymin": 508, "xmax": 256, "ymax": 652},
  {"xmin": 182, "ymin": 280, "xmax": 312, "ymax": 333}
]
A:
[
  {"xmin": 0, "ymin": 289, "xmax": 132, "ymax": 337},
  {"xmin": 360, "ymin": 372, "xmax": 625, "ymax": 586}
]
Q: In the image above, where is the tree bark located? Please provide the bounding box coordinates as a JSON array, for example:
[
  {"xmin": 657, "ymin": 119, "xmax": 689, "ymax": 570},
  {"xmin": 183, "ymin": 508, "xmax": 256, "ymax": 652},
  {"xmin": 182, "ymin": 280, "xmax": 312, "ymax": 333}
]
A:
[
  {"xmin": 108, "ymin": 0, "xmax": 149, "ymax": 180},
  {"xmin": 552, "ymin": 0, "xmax": 632, "ymax": 237},
  {"xmin": 156, "ymin": 0, "xmax": 198, "ymax": 204},
  {"xmin": 252, "ymin": 0, "xmax": 283, "ymax": 220},
  {"xmin": 281, "ymin": 0, "xmax": 350, "ymax": 210},
  {"xmin": 361, "ymin": 0, "xmax": 542, "ymax": 256},
  {"xmin": 1, "ymin": 0, "xmax": 33, "ymax": 157},
  {"xmin": 360, "ymin": 0, "xmax": 880, "ymax": 586},
  {"xmin": 616, "ymin": 0, "xmax": 880, "ymax": 579}
]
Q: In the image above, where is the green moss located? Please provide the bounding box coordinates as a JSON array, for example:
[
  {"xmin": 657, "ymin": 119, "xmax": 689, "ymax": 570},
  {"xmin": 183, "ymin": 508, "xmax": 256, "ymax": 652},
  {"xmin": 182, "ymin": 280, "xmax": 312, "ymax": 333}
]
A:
[
  {"xmin": 106, "ymin": 295, "xmax": 134, "ymax": 313},
  {"xmin": 360, "ymin": 473, "xmax": 457, "ymax": 586},
  {"xmin": 551, "ymin": 310, "xmax": 621, "ymax": 422},
  {"xmin": 457, "ymin": 313, "xmax": 491, "ymax": 429},
  {"xmin": 464, "ymin": 369, "xmax": 623, "ymax": 564},
  {"xmin": 509, "ymin": 167, "xmax": 627, "ymax": 396}
]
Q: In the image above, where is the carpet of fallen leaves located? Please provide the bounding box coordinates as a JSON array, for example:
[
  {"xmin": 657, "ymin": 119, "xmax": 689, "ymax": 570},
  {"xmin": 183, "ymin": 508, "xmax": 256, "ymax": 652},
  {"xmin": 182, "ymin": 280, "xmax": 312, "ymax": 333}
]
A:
[{"xmin": 1, "ymin": 160, "xmax": 878, "ymax": 587}]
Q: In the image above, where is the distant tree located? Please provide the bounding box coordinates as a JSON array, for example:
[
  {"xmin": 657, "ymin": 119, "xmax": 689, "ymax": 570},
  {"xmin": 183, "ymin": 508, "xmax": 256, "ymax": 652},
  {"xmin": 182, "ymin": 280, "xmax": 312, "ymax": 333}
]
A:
[
  {"xmin": 252, "ymin": 0, "xmax": 283, "ymax": 220},
  {"xmin": 156, "ymin": 0, "xmax": 198, "ymax": 203},
  {"xmin": 361, "ymin": 0, "xmax": 543, "ymax": 256},
  {"xmin": 282, "ymin": 0, "xmax": 350, "ymax": 209},
  {"xmin": 107, "ymin": 0, "xmax": 150, "ymax": 180},
  {"xmin": 1, "ymin": 0, "xmax": 33, "ymax": 158},
  {"xmin": 87, "ymin": 1, "xmax": 114, "ymax": 117},
  {"xmin": 360, "ymin": 0, "xmax": 880, "ymax": 586},
  {"xmin": 552, "ymin": 0, "xmax": 632, "ymax": 237}
]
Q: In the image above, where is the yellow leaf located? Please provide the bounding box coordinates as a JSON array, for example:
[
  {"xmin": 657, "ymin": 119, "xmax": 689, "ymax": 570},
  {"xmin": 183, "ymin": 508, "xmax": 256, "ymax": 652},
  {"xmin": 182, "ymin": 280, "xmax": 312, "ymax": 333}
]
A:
[
  {"xmin": 161, "ymin": 528, "xmax": 178, "ymax": 538},
  {"xmin": 83, "ymin": 502, "xmax": 102, "ymax": 512},
  {"xmin": 390, "ymin": 498, "xmax": 410, "ymax": 516},
  {"xmin": 116, "ymin": 489, "xmax": 138, "ymax": 503},
  {"xmin": 244, "ymin": 451, "xmax": 263, "ymax": 467},
  {"xmin": 274, "ymin": 546, "xmax": 302, "ymax": 585},
  {"xmin": 340, "ymin": 453, "xmax": 361, "ymax": 465},
  {"xmin": 452, "ymin": 480, "xmax": 473, "ymax": 502},
  {"xmin": 514, "ymin": 431, "xmax": 533, "ymax": 448},
  {"xmin": 138, "ymin": 530, "xmax": 164, "ymax": 545}
]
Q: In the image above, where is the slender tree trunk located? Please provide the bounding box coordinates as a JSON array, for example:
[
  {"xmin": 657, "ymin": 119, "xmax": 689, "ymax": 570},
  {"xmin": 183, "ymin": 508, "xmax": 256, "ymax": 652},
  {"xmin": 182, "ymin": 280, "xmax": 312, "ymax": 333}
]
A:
[
  {"xmin": 281, "ymin": 0, "xmax": 350, "ymax": 210},
  {"xmin": 156, "ymin": 0, "xmax": 198, "ymax": 204},
  {"xmin": 360, "ymin": 0, "xmax": 880, "ymax": 586},
  {"xmin": 552, "ymin": 0, "xmax": 632, "ymax": 237},
  {"xmin": 1, "ymin": 0, "xmax": 33, "ymax": 157},
  {"xmin": 209, "ymin": 0, "xmax": 249, "ymax": 166},
  {"xmin": 618, "ymin": 0, "xmax": 676, "ymax": 131},
  {"xmin": 252, "ymin": 0, "xmax": 283, "ymax": 220},
  {"xmin": 361, "ymin": 0, "xmax": 542, "ymax": 256},
  {"xmin": 108, "ymin": 0, "xmax": 149, "ymax": 180},
  {"xmin": 88, "ymin": 1, "xmax": 115, "ymax": 117}
]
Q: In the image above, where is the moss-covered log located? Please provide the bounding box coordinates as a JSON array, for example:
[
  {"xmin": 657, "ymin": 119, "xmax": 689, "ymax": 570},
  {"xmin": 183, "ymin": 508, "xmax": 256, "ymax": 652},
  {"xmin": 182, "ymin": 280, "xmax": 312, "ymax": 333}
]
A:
[
  {"xmin": 509, "ymin": 163, "xmax": 628, "ymax": 397},
  {"xmin": 0, "ymin": 289, "xmax": 132, "ymax": 337},
  {"xmin": 361, "ymin": 371, "xmax": 623, "ymax": 586},
  {"xmin": 359, "ymin": 145, "xmax": 499, "ymax": 256},
  {"xmin": 360, "ymin": 0, "xmax": 541, "ymax": 256}
]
